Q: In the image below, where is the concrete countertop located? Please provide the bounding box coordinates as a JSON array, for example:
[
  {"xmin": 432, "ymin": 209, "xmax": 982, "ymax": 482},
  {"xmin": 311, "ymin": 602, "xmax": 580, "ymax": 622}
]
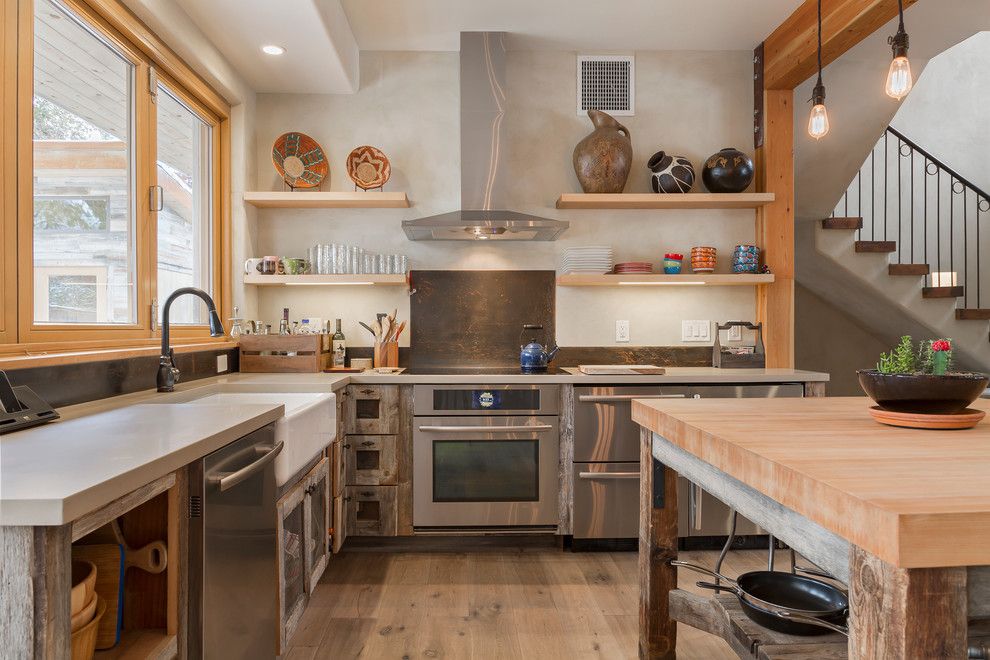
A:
[
  {"xmin": 0, "ymin": 402, "xmax": 284, "ymax": 526},
  {"xmin": 0, "ymin": 366, "xmax": 827, "ymax": 527}
]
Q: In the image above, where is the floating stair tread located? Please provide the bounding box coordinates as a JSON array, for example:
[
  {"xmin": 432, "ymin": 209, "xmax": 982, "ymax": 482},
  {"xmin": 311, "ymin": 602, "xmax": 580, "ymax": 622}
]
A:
[
  {"xmin": 855, "ymin": 241, "xmax": 896, "ymax": 253},
  {"xmin": 821, "ymin": 217, "xmax": 863, "ymax": 230},
  {"xmin": 888, "ymin": 264, "xmax": 930, "ymax": 276},
  {"xmin": 956, "ymin": 309, "xmax": 990, "ymax": 320},
  {"xmin": 922, "ymin": 286, "xmax": 964, "ymax": 299}
]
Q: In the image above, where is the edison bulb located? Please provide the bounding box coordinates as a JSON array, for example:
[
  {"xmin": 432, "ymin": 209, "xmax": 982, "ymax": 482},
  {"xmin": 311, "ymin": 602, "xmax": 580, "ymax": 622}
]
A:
[
  {"xmin": 808, "ymin": 104, "xmax": 830, "ymax": 140},
  {"xmin": 885, "ymin": 56, "xmax": 913, "ymax": 100}
]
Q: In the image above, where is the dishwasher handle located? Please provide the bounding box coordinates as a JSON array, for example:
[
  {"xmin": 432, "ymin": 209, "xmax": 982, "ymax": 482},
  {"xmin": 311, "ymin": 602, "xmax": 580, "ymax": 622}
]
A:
[
  {"xmin": 578, "ymin": 394, "xmax": 687, "ymax": 402},
  {"xmin": 210, "ymin": 441, "xmax": 283, "ymax": 492},
  {"xmin": 578, "ymin": 471, "xmax": 639, "ymax": 480}
]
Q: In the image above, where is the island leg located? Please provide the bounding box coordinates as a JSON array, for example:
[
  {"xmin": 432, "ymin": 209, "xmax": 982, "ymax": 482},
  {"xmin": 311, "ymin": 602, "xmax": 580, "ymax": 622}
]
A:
[
  {"xmin": 848, "ymin": 545, "xmax": 967, "ymax": 659},
  {"xmin": 639, "ymin": 428, "xmax": 678, "ymax": 660}
]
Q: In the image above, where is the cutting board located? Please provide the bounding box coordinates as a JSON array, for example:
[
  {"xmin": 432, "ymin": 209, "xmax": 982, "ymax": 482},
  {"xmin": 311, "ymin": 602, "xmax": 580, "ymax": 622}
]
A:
[
  {"xmin": 71, "ymin": 544, "xmax": 124, "ymax": 649},
  {"xmin": 577, "ymin": 364, "xmax": 666, "ymax": 375}
]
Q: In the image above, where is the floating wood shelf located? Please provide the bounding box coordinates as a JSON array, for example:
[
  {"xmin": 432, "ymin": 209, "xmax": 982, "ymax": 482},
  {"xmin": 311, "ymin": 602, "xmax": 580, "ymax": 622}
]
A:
[
  {"xmin": 556, "ymin": 273, "xmax": 774, "ymax": 287},
  {"xmin": 555, "ymin": 192, "xmax": 775, "ymax": 210},
  {"xmin": 243, "ymin": 274, "xmax": 408, "ymax": 286},
  {"xmin": 243, "ymin": 191, "xmax": 410, "ymax": 209}
]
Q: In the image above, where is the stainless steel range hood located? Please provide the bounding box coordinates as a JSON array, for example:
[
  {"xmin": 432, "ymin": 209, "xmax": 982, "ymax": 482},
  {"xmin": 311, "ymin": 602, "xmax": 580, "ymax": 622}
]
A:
[{"xmin": 403, "ymin": 33, "xmax": 568, "ymax": 241}]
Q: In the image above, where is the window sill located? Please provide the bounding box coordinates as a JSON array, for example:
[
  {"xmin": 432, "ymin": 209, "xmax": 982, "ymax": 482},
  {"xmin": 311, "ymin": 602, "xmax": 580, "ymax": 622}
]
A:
[{"xmin": 0, "ymin": 338, "xmax": 237, "ymax": 370}]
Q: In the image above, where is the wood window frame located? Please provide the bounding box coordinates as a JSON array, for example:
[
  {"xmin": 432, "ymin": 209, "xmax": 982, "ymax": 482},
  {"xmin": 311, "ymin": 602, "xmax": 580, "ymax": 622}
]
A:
[{"xmin": 3, "ymin": 0, "xmax": 231, "ymax": 355}]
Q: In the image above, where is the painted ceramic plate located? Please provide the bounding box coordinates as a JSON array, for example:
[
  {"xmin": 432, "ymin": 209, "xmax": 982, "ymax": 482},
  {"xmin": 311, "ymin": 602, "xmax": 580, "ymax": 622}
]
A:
[
  {"xmin": 272, "ymin": 132, "xmax": 328, "ymax": 189},
  {"xmin": 346, "ymin": 145, "xmax": 391, "ymax": 190}
]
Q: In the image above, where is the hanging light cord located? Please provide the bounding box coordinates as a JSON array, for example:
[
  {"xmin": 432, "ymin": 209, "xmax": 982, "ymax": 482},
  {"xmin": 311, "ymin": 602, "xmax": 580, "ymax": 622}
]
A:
[
  {"xmin": 897, "ymin": 0, "xmax": 905, "ymax": 33},
  {"xmin": 816, "ymin": 0, "xmax": 823, "ymax": 87}
]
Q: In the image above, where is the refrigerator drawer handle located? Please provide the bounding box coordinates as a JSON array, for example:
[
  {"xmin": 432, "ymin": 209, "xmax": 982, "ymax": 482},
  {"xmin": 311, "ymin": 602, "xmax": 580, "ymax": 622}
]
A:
[
  {"xmin": 577, "ymin": 471, "xmax": 639, "ymax": 480},
  {"xmin": 577, "ymin": 394, "xmax": 686, "ymax": 402},
  {"xmin": 210, "ymin": 441, "xmax": 284, "ymax": 492},
  {"xmin": 418, "ymin": 424, "xmax": 554, "ymax": 433}
]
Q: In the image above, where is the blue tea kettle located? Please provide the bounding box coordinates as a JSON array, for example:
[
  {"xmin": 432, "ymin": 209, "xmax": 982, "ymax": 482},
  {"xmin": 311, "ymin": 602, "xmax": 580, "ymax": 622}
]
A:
[{"xmin": 519, "ymin": 324, "xmax": 560, "ymax": 372}]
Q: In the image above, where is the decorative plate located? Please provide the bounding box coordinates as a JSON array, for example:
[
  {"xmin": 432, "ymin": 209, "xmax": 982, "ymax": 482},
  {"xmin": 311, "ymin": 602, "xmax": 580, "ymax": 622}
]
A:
[
  {"xmin": 346, "ymin": 146, "xmax": 391, "ymax": 190},
  {"xmin": 272, "ymin": 132, "xmax": 328, "ymax": 189}
]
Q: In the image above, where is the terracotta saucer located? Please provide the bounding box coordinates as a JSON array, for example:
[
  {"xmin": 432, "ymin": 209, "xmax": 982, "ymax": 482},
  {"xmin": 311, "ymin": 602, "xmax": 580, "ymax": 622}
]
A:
[{"xmin": 868, "ymin": 405, "xmax": 986, "ymax": 430}]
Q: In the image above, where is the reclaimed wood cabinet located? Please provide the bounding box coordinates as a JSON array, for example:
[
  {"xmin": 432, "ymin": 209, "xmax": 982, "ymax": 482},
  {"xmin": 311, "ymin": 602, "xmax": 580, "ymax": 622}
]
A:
[
  {"xmin": 345, "ymin": 384, "xmax": 400, "ymax": 434},
  {"xmin": 304, "ymin": 458, "xmax": 330, "ymax": 594},
  {"xmin": 344, "ymin": 434, "xmax": 398, "ymax": 485},
  {"xmin": 345, "ymin": 485, "xmax": 397, "ymax": 536}
]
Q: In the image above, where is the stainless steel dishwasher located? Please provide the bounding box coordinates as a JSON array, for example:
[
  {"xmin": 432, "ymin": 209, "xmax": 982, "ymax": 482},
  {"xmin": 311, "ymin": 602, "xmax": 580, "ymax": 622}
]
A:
[
  {"xmin": 188, "ymin": 423, "xmax": 282, "ymax": 659},
  {"xmin": 572, "ymin": 384, "xmax": 804, "ymax": 540}
]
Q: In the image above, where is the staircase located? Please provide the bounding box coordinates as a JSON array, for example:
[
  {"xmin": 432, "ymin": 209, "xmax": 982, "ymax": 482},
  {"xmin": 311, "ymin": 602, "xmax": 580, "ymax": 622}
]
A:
[{"xmin": 814, "ymin": 126, "xmax": 990, "ymax": 370}]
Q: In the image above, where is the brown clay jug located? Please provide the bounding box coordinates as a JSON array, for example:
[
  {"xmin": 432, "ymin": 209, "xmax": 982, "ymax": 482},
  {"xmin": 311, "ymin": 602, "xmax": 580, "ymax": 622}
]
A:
[{"xmin": 572, "ymin": 109, "xmax": 633, "ymax": 193}]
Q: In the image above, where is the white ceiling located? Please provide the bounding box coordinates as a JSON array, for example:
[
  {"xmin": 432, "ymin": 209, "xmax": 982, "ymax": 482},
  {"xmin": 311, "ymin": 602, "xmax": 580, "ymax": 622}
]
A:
[
  {"xmin": 176, "ymin": 0, "xmax": 803, "ymax": 94},
  {"xmin": 340, "ymin": 0, "xmax": 804, "ymax": 51},
  {"xmin": 173, "ymin": 0, "xmax": 359, "ymax": 94}
]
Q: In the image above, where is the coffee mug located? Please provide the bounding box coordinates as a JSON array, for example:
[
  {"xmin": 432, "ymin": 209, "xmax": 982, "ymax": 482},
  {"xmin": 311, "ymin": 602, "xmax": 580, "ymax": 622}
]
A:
[
  {"xmin": 283, "ymin": 257, "xmax": 310, "ymax": 275},
  {"xmin": 244, "ymin": 257, "xmax": 263, "ymax": 274},
  {"xmin": 259, "ymin": 256, "xmax": 280, "ymax": 275}
]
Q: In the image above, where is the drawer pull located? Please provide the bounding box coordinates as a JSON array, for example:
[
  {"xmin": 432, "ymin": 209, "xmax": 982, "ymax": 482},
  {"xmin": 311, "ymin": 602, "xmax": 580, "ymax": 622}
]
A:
[
  {"xmin": 578, "ymin": 394, "xmax": 686, "ymax": 402},
  {"xmin": 578, "ymin": 471, "xmax": 639, "ymax": 480},
  {"xmin": 360, "ymin": 441, "xmax": 376, "ymax": 447},
  {"xmin": 418, "ymin": 424, "xmax": 553, "ymax": 433}
]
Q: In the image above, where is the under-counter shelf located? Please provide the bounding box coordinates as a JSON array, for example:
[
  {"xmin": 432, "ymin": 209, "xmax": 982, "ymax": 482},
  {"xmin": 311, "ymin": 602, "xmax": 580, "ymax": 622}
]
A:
[
  {"xmin": 555, "ymin": 192, "xmax": 775, "ymax": 210},
  {"xmin": 94, "ymin": 630, "xmax": 176, "ymax": 659},
  {"xmin": 556, "ymin": 273, "xmax": 775, "ymax": 286},
  {"xmin": 243, "ymin": 274, "xmax": 408, "ymax": 286},
  {"xmin": 244, "ymin": 191, "xmax": 409, "ymax": 208}
]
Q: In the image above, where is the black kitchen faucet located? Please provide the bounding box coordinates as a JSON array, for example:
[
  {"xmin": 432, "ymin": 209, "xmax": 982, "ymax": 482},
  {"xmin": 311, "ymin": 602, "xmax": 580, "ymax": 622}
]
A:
[{"xmin": 157, "ymin": 287, "xmax": 225, "ymax": 392}]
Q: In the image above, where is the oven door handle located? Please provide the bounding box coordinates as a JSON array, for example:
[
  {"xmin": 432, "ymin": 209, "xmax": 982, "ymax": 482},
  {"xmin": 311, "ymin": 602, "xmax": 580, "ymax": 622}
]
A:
[
  {"xmin": 578, "ymin": 471, "xmax": 639, "ymax": 480},
  {"xmin": 418, "ymin": 424, "xmax": 554, "ymax": 433},
  {"xmin": 577, "ymin": 394, "xmax": 686, "ymax": 402}
]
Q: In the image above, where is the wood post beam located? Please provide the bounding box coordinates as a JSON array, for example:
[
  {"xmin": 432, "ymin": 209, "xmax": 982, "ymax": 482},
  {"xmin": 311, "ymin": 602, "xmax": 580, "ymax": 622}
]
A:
[{"xmin": 762, "ymin": 0, "xmax": 919, "ymax": 91}]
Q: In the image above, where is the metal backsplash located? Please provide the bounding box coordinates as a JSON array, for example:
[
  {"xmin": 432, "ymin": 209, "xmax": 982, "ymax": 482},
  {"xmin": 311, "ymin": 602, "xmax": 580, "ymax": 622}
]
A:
[{"xmin": 409, "ymin": 270, "xmax": 555, "ymax": 369}]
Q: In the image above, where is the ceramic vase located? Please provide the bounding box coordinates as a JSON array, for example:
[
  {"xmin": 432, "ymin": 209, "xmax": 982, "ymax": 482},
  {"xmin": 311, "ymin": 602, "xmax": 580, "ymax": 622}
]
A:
[
  {"xmin": 572, "ymin": 110, "xmax": 633, "ymax": 194},
  {"xmin": 647, "ymin": 151, "xmax": 695, "ymax": 193},
  {"xmin": 702, "ymin": 147, "xmax": 755, "ymax": 193}
]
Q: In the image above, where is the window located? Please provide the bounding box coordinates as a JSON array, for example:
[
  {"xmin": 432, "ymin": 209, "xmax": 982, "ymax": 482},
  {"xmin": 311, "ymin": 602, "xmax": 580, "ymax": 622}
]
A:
[{"xmin": 6, "ymin": 0, "xmax": 230, "ymax": 349}]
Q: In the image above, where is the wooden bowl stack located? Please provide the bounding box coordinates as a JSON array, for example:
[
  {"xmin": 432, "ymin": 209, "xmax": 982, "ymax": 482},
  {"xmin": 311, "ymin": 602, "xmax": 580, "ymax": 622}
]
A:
[{"xmin": 70, "ymin": 560, "xmax": 105, "ymax": 660}]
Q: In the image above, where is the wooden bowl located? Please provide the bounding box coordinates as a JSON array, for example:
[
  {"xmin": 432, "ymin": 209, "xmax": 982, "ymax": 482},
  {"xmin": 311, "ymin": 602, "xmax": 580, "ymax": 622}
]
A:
[
  {"xmin": 71, "ymin": 596, "xmax": 105, "ymax": 660},
  {"xmin": 857, "ymin": 370, "xmax": 989, "ymax": 414},
  {"xmin": 70, "ymin": 560, "xmax": 97, "ymax": 616},
  {"xmin": 70, "ymin": 592, "xmax": 98, "ymax": 633}
]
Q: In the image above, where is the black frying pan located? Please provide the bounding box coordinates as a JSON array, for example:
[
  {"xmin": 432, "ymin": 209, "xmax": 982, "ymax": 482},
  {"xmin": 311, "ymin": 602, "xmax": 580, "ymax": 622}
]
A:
[{"xmin": 671, "ymin": 560, "xmax": 848, "ymax": 637}]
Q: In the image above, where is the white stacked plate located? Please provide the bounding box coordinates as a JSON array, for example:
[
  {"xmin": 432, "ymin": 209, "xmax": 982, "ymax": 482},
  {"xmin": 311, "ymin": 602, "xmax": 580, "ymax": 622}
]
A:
[{"xmin": 560, "ymin": 246, "xmax": 614, "ymax": 274}]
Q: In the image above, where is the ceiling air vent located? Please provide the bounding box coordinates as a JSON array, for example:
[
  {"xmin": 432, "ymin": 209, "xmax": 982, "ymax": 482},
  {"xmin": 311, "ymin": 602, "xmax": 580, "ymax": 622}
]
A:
[{"xmin": 577, "ymin": 55, "xmax": 635, "ymax": 116}]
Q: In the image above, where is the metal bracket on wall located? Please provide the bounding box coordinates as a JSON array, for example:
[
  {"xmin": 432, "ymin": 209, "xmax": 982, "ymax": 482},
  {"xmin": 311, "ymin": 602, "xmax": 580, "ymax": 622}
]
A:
[{"xmin": 753, "ymin": 42, "xmax": 765, "ymax": 149}]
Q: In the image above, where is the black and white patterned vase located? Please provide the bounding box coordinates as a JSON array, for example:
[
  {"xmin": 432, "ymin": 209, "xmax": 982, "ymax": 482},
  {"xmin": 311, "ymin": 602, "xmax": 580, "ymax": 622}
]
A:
[{"xmin": 647, "ymin": 151, "xmax": 695, "ymax": 194}]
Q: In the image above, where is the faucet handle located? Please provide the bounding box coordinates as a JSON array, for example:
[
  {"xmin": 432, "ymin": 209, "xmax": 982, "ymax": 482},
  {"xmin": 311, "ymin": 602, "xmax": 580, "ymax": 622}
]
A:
[{"xmin": 168, "ymin": 349, "xmax": 180, "ymax": 383}]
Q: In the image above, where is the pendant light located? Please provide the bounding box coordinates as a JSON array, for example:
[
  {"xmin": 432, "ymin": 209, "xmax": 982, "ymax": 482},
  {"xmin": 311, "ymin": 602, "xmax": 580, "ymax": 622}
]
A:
[
  {"xmin": 808, "ymin": 0, "xmax": 830, "ymax": 140},
  {"xmin": 885, "ymin": 0, "xmax": 912, "ymax": 100}
]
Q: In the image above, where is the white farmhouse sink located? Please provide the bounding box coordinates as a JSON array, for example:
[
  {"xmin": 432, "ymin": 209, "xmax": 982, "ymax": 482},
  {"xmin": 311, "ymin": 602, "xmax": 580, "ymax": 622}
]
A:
[{"xmin": 182, "ymin": 392, "xmax": 335, "ymax": 486}]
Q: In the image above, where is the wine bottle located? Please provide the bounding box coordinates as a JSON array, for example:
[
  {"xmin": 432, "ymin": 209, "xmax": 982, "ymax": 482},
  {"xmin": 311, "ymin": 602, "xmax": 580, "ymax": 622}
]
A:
[{"xmin": 332, "ymin": 319, "xmax": 346, "ymax": 367}]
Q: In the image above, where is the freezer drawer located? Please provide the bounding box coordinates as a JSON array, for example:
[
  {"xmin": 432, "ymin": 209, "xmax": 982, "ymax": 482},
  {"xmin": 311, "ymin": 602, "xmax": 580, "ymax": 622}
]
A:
[
  {"xmin": 574, "ymin": 386, "xmax": 673, "ymax": 462},
  {"xmin": 572, "ymin": 462, "xmax": 640, "ymax": 539}
]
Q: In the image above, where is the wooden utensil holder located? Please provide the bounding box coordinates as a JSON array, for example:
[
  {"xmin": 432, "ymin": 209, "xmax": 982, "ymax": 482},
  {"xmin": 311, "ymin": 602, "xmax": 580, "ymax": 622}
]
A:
[
  {"xmin": 373, "ymin": 341, "xmax": 399, "ymax": 368},
  {"xmin": 240, "ymin": 334, "xmax": 331, "ymax": 372}
]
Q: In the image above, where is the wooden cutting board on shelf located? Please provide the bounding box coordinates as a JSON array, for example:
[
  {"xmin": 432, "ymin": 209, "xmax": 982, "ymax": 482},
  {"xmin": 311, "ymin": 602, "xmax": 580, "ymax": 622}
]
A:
[
  {"xmin": 577, "ymin": 364, "xmax": 666, "ymax": 375},
  {"xmin": 72, "ymin": 544, "xmax": 124, "ymax": 649}
]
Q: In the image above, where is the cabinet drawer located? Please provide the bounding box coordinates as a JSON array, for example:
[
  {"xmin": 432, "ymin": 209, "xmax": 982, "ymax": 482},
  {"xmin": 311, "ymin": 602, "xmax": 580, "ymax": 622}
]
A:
[
  {"xmin": 344, "ymin": 435, "xmax": 397, "ymax": 485},
  {"xmin": 332, "ymin": 494, "xmax": 346, "ymax": 553},
  {"xmin": 346, "ymin": 385, "xmax": 400, "ymax": 434},
  {"xmin": 345, "ymin": 485, "xmax": 397, "ymax": 536}
]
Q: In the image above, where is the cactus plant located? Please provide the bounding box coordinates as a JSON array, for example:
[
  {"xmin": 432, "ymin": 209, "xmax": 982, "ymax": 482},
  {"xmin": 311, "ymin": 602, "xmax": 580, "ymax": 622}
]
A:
[{"xmin": 877, "ymin": 335, "xmax": 953, "ymax": 375}]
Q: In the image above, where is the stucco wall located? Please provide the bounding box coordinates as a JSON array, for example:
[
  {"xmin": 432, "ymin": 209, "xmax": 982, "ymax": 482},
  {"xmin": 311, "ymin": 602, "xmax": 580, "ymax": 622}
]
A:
[{"xmin": 254, "ymin": 50, "xmax": 761, "ymax": 347}]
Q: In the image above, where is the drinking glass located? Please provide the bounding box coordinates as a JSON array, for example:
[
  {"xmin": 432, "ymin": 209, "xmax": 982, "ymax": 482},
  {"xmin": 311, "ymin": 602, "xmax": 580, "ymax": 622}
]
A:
[
  {"xmin": 363, "ymin": 254, "xmax": 376, "ymax": 274},
  {"xmin": 398, "ymin": 255, "xmax": 409, "ymax": 274}
]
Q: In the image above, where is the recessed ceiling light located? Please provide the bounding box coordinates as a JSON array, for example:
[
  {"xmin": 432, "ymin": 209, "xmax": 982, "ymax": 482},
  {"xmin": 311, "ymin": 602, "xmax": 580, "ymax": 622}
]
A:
[{"xmin": 261, "ymin": 45, "xmax": 285, "ymax": 56}]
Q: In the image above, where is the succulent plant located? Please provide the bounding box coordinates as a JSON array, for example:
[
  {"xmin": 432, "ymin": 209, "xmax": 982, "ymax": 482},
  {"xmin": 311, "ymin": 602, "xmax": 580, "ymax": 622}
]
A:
[{"xmin": 876, "ymin": 335, "xmax": 953, "ymax": 375}]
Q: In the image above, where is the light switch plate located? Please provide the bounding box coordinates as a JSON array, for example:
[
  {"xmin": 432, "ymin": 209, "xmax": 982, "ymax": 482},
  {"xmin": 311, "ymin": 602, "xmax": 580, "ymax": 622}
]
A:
[
  {"xmin": 728, "ymin": 325, "xmax": 742, "ymax": 341},
  {"xmin": 615, "ymin": 320, "xmax": 630, "ymax": 343},
  {"xmin": 681, "ymin": 320, "xmax": 711, "ymax": 342},
  {"xmin": 216, "ymin": 354, "xmax": 228, "ymax": 373}
]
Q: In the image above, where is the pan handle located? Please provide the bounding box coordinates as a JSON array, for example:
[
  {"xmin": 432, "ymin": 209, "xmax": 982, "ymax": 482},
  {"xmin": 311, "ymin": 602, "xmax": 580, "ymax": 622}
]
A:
[
  {"xmin": 695, "ymin": 581, "xmax": 743, "ymax": 597},
  {"xmin": 669, "ymin": 560, "xmax": 737, "ymax": 586},
  {"xmin": 771, "ymin": 609, "xmax": 849, "ymax": 636}
]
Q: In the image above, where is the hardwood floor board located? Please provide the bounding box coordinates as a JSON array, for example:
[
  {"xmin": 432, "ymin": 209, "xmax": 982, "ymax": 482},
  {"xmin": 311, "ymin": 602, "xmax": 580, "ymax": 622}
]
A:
[
  {"xmin": 290, "ymin": 546, "xmax": 803, "ymax": 660},
  {"xmin": 312, "ymin": 617, "xmax": 375, "ymax": 659}
]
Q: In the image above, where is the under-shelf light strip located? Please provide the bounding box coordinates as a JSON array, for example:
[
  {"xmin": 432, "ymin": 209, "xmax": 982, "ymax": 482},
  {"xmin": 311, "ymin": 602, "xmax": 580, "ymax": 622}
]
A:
[{"xmin": 617, "ymin": 281, "xmax": 707, "ymax": 286}]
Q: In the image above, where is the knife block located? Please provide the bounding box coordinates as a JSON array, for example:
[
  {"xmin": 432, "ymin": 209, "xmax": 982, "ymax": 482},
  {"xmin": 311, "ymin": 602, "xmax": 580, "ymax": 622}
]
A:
[{"xmin": 374, "ymin": 341, "xmax": 399, "ymax": 368}]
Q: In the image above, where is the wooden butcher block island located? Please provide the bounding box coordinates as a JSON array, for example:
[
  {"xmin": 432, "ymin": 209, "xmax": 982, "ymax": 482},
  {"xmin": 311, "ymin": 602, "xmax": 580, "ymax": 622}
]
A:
[{"xmin": 632, "ymin": 396, "xmax": 990, "ymax": 660}]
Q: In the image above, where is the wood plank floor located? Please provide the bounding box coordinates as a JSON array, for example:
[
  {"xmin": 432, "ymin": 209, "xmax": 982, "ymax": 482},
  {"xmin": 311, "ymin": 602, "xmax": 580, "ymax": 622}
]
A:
[{"xmin": 285, "ymin": 548, "xmax": 792, "ymax": 659}]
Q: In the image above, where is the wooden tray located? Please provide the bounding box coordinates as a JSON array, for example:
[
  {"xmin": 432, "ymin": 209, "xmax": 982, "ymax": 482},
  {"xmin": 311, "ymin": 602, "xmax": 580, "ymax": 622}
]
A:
[
  {"xmin": 239, "ymin": 334, "xmax": 331, "ymax": 373},
  {"xmin": 869, "ymin": 405, "xmax": 986, "ymax": 430}
]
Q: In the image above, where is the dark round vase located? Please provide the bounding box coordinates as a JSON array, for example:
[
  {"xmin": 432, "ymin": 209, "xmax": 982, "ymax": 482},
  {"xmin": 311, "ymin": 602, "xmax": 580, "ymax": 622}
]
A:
[
  {"xmin": 647, "ymin": 151, "xmax": 695, "ymax": 193},
  {"xmin": 702, "ymin": 147, "xmax": 754, "ymax": 194},
  {"xmin": 857, "ymin": 370, "xmax": 989, "ymax": 414}
]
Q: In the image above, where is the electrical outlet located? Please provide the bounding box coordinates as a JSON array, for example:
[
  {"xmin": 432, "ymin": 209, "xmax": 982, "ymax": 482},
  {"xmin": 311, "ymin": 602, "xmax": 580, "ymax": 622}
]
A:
[
  {"xmin": 216, "ymin": 354, "xmax": 228, "ymax": 373},
  {"xmin": 681, "ymin": 320, "xmax": 711, "ymax": 342},
  {"xmin": 728, "ymin": 325, "xmax": 742, "ymax": 341},
  {"xmin": 615, "ymin": 320, "xmax": 630, "ymax": 343}
]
